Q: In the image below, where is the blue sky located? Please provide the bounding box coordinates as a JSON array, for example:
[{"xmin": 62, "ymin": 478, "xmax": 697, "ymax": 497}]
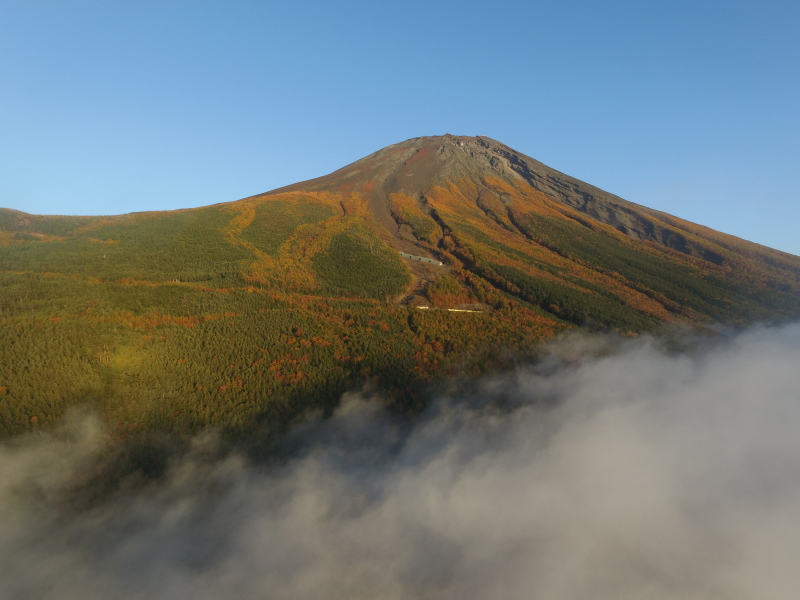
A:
[{"xmin": 1, "ymin": 1, "xmax": 798, "ymax": 255}]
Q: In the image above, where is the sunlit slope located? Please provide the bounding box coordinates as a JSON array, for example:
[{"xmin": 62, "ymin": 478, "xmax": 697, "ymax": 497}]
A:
[
  {"xmin": 422, "ymin": 176, "xmax": 799, "ymax": 326},
  {"xmin": 0, "ymin": 192, "xmax": 555, "ymax": 439},
  {"xmin": 1, "ymin": 134, "xmax": 798, "ymax": 441},
  {"xmin": 0, "ymin": 193, "xmax": 411, "ymax": 298},
  {"xmin": 257, "ymin": 134, "xmax": 800, "ymax": 325}
]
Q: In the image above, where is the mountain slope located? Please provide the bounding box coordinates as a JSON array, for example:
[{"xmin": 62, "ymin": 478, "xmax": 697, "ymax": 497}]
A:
[
  {"xmin": 1, "ymin": 135, "xmax": 798, "ymax": 441},
  {"xmin": 255, "ymin": 134, "xmax": 800, "ymax": 325}
]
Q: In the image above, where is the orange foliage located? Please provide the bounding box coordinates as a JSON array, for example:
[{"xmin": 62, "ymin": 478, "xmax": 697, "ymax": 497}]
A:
[
  {"xmin": 0, "ymin": 231, "xmax": 18, "ymax": 246},
  {"xmin": 426, "ymin": 177, "xmax": 683, "ymax": 322},
  {"xmin": 268, "ymin": 352, "xmax": 309, "ymax": 385},
  {"xmin": 225, "ymin": 192, "xmax": 348, "ymax": 292},
  {"xmin": 388, "ymin": 193, "xmax": 441, "ymax": 244}
]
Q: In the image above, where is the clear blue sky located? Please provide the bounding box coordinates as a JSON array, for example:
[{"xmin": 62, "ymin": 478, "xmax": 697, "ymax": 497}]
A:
[{"xmin": 1, "ymin": 1, "xmax": 798, "ymax": 255}]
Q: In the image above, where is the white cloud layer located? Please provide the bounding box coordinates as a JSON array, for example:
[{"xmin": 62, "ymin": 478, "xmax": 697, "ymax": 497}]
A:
[{"xmin": 2, "ymin": 324, "xmax": 800, "ymax": 599}]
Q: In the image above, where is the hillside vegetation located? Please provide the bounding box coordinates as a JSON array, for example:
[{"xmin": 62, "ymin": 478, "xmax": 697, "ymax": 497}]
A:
[
  {"xmin": 0, "ymin": 195, "xmax": 554, "ymax": 441},
  {"xmin": 2, "ymin": 135, "xmax": 799, "ymax": 454}
]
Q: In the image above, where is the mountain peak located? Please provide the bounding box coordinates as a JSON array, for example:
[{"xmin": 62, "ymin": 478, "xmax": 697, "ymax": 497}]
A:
[{"xmin": 258, "ymin": 135, "xmax": 797, "ymax": 272}]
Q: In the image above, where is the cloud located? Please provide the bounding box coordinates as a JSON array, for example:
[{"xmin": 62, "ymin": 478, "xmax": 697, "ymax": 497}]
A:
[{"xmin": 2, "ymin": 324, "xmax": 800, "ymax": 599}]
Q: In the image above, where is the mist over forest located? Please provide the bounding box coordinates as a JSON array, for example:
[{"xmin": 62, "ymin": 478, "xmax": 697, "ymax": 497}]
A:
[{"xmin": 2, "ymin": 324, "xmax": 799, "ymax": 600}]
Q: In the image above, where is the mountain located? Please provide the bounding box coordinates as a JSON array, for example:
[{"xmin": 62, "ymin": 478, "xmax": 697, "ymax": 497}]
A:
[
  {"xmin": 1, "ymin": 135, "xmax": 799, "ymax": 443},
  {"xmin": 257, "ymin": 134, "xmax": 800, "ymax": 323}
]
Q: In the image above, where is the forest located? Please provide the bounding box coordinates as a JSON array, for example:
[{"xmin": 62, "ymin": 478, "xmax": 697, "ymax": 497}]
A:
[{"xmin": 0, "ymin": 195, "xmax": 556, "ymax": 446}]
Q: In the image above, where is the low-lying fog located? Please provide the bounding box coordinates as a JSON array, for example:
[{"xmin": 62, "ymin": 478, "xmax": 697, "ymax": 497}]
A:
[{"xmin": 2, "ymin": 324, "xmax": 800, "ymax": 599}]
